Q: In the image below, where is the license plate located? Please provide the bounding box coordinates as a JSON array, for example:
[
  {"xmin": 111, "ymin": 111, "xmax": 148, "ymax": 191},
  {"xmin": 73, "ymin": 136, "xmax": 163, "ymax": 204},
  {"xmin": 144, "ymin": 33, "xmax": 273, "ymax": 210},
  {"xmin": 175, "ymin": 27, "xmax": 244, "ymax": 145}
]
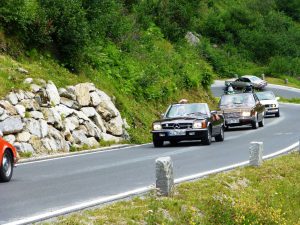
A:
[
  {"xmin": 169, "ymin": 130, "xmax": 186, "ymax": 136},
  {"xmin": 227, "ymin": 118, "xmax": 239, "ymax": 124}
]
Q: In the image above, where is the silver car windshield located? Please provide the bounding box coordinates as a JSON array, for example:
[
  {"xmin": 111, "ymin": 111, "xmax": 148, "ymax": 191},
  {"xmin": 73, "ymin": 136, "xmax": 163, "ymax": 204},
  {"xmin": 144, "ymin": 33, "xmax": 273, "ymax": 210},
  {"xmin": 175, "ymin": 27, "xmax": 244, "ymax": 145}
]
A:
[
  {"xmin": 166, "ymin": 103, "xmax": 208, "ymax": 118},
  {"xmin": 220, "ymin": 94, "xmax": 255, "ymax": 107},
  {"xmin": 256, "ymin": 91, "xmax": 275, "ymax": 100}
]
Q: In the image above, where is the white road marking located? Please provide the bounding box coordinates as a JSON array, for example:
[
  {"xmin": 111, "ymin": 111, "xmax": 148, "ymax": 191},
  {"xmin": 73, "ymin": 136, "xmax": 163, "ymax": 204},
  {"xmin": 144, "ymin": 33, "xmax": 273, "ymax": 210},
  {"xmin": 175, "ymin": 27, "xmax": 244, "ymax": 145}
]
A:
[
  {"xmin": 5, "ymin": 141, "xmax": 299, "ymax": 225},
  {"xmin": 18, "ymin": 143, "xmax": 152, "ymax": 166}
]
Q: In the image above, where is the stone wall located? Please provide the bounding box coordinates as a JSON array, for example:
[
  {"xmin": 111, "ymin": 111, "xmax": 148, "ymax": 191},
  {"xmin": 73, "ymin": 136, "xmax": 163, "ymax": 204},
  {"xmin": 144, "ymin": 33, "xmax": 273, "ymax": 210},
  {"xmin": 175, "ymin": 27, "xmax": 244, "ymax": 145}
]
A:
[{"xmin": 0, "ymin": 79, "xmax": 130, "ymax": 155}]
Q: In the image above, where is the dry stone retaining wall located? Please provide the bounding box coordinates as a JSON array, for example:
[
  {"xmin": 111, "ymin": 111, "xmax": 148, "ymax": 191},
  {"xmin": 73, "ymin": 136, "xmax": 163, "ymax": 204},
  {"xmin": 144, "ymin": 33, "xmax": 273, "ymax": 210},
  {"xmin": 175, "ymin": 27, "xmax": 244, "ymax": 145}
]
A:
[{"xmin": 0, "ymin": 79, "xmax": 130, "ymax": 155}]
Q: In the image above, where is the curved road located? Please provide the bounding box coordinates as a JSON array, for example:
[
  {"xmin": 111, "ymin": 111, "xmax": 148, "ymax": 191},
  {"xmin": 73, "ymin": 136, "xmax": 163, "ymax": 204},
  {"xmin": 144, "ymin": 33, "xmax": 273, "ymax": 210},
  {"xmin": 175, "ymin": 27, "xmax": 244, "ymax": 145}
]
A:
[{"xmin": 1, "ymin": 84, "xmax": 300, "ymax": 224}]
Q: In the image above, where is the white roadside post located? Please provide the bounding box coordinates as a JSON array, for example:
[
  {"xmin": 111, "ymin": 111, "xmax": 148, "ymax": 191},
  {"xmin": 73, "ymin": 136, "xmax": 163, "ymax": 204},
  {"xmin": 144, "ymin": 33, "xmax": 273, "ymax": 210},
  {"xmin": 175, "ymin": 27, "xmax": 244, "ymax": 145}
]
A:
[
  {"xmin": 155, "ymin": 156, "xmax": 174, "ymax": 197},
  {"xmin": 249, "ymin": 142, "xmax": 263, "ymax": 166}
]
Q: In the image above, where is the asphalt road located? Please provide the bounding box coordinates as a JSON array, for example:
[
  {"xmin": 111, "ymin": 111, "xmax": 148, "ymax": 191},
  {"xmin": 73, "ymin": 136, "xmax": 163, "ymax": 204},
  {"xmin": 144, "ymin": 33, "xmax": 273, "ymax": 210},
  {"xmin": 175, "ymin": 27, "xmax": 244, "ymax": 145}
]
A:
[
  {"xmin": 212, "ymin": 80, "xmax": 300, "ymax": 98},
  {"xmin": 1, "ymin": 84, "xmax": 300, "ymax": 224}
]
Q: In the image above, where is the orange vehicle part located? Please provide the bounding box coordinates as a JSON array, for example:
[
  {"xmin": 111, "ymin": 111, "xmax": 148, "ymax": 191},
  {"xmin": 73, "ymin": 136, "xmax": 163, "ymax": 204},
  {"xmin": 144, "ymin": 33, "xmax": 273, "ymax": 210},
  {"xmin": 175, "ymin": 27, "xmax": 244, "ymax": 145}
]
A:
[{"xmin": 0, "ymin": 137, "xmax": 19, "ymax": 182}]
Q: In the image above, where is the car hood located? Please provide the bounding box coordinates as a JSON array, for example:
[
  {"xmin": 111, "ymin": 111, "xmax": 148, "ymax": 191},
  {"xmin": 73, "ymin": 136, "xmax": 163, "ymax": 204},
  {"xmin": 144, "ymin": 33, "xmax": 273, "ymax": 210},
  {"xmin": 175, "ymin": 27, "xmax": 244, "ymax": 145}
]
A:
[
  {"xmin": 259, "ymin": 99, "xmax": 278, "ymax": 105},
  {"xmin": 155, "ymin": 116, "xmax": 206, "ymax": 124},
  {"xmin": 220, "ymin": 106, "xmax": 253, "ymax": 113}
]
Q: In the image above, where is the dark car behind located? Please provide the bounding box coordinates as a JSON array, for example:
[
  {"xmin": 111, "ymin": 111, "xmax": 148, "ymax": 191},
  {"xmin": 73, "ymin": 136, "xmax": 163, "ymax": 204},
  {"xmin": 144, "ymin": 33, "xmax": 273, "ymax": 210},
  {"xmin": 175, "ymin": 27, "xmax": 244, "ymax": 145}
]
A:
[{"xmin": 219, "ymin": 93, "xmax": 265, "ymax": 129}]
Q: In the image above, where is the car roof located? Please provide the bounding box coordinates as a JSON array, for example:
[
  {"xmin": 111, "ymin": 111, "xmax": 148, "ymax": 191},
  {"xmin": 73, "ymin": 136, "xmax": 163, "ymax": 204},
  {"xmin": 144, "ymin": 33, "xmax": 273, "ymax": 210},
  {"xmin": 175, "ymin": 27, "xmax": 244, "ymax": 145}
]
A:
[{"xmin": 241, "ymin": 75, "xmax": 257, "ymax": 79}]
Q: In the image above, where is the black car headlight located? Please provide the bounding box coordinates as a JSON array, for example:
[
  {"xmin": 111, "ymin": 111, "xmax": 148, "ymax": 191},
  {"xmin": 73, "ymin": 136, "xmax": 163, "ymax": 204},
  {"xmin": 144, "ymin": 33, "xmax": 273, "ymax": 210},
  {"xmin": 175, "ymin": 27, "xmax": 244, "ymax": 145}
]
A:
[{"xmin": 153, "ymin": 123, "xmax": 162, "ymax": 131}]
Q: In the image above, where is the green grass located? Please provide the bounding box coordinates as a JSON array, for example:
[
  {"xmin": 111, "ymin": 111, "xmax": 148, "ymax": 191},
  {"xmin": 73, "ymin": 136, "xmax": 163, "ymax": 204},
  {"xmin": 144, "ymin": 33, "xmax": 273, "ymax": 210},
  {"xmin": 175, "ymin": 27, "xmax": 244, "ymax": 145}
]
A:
[
  {"xmin": 41, "ymin": 152, "xmax": 300, "ymax": 225},
  {"xmin": 266, "ymin": 76, "xmax": 300, "ymax": 90},
  {"xmin": 279, "ymin": 97, "xmax": 300, "ymax": 104},
  {"xmin": 18, "ymin": 151, "xmax": 33, "ymax": 158}
]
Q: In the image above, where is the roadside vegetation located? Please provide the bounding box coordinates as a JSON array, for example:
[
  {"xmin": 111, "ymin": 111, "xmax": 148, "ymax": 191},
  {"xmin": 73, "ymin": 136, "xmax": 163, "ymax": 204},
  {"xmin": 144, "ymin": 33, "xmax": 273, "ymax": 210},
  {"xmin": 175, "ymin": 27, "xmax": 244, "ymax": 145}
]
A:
[
  {"xmin": 1, "ymin": 0, "xmax": 299, "ymax": 143},
  {"xmin": 279, "ymin": 97, "xmax": 300, "ymax": 104},
  {"xmin": 41, "ymin": 152, "xmax": 300, "ymax": 225}
]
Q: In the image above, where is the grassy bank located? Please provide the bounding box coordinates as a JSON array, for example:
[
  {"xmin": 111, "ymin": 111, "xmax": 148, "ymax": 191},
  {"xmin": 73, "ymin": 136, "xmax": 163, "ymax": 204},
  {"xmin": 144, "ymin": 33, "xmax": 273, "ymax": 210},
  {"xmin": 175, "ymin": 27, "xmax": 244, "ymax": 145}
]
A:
[
  {"xmin": 41, "ymin": 152, "xmax": 300, "ymax": 225},
  {"xmin": 279, "ymin": 97, "xmax": 300, "ymax": 104}
]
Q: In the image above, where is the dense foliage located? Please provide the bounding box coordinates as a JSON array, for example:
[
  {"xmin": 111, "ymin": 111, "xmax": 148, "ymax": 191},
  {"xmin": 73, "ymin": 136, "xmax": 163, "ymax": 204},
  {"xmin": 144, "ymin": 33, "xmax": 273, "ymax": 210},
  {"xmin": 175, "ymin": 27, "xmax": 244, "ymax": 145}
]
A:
[{"xmin": 0, "ymin": 0, "xmax": 299, "ymax": 142}]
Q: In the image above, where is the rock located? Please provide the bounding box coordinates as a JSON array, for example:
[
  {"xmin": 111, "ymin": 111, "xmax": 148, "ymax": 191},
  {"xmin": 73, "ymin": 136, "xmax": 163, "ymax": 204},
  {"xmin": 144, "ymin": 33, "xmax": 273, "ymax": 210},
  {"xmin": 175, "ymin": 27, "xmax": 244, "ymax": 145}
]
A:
[
  {"xmin": 66, "ymin": 86, "xmax": 75, "ymax": 95},
  {"xmin": 81, "ymin": 107, "xmax": 97, "ymax": 118},
  {"xmin": 96, "ymin": 90, "xmax": 111, "ymax": 101},
  {"xmin": 60, "ymin": 97, "xmax": 74, "ymax": 108},
  {"xmin": 25, "ymin": 119, "xmax": 48, "ymax": 138},
  {"xmin": 96, "ymin": 93, "xmax": 119, "ymax": 120},
  {"xmin": 0, "ymin": 116, "xmax": 23, "ymax": 135},
  {"xmin": 64, "ymin": 116, "xmax": 79, "ymax": 131},
  {"xmin": 55, "ymin": 104, "xmax": 74, "ymax": 117},
  {"xmin": 29, "ymin": 136, "xmax": 46, "ymax": 154},
  {"xmin": 123, "ymin": 118, "xmax": 130, "ymax": 129},
  {"xmin": 87, "ymin": 137, "xmax": 99, "ymax": 147},
  {"xmin": 30, "ymin": 84, "xmax": 41, "ymax": 93},
  {"xmin": 20, "ymin": 99, "xmax": 40, "ymax": 111},
  {"xmin": 72, "ymin": 130, "xmax": 89, "ymax": 145},
  {"xmin": 6, "ymin": 93, "xmax": 18, "ymax": 105},
  {"xmin": 41, "ymin": 108, "xmax": 63, "ymax": 129},
  {"xmin": 90, "ymin": 92, "xmax": 101, "ymax": 106},
  {"xmin": 35, "ymin": 89, "xmax": 49, "ymax": 106},
  {"xmin": 3, "ymin": 135, "xmax": 16, "ymax": 144},
  {"xmin": 29, "ymin": 111, "xmax": 44, "ymax": 119},
  {"xmin": 15, "ymin": 91, "xmax": 25, "ymax": 102},
  {"xmin": 0, "ymin": 108, "xmax": 4, "ymax": 116},
  {"xmin": 185, "ymin": 32, "xmax": 200, "ymax": 46},
  {"xmin": 17, "ymin": 67, "xmax": 29, "ymax": 74},
  {"xmin": 74, "ymin": 111, "xmax": 89, "ymax": 122},
  {"xmin": 102, "ymin": 133, "xmax": 122, "ymax": 143},
  {"xmin": 24, "ymin": 91, "xmax": 35, "ymax": 99},
  {"xmin": 46, "ymin": 81, "xmax": 60, "ymax": 106},
  {"xmin": 106, "ymin": 116, "xmax": 124, "ymax": 136},
  {"xmin": 74, "ymin": 83, "xmax": 90, "ymax": 106},
  {"xmin": 24, "ymin": 78, "xmax": 33, "ymax": 84},
  {"xmin": 14, "ymin": 142, "xmax": 34, "ymax": 153},
  {"xmin": 36, "ymin": 79, "xmax": 46, "ymax": 86},
  {"xmin": 16, "ymin": 132, "xmax": 31, "ymax": 142},
  {"xmin": 83, "ymin": 121, "xmax": 102, "ymax": 140},
  {"xmin": 92, "ymin": 113, "xmax": 106, "ymax": 133},
  {"xmin": 46, "ymin": 126, "xmax": 70, "ymax": 152},
  {"xmin": 15, "ymin": 105, "xmax": 26, "ymax": 118},
  {"xmin": 0, "ymin": 112, "xmax": 8, "ymax": 121},
  {"xmin": 0, "ymin": 100, "xmax": 17, "ymax": 115}
]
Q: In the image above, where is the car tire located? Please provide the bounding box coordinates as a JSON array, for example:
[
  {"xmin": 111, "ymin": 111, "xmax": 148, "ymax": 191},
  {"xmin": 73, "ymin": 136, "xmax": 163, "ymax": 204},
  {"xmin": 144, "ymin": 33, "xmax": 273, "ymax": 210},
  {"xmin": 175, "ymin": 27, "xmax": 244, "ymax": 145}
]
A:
[
  {"xmin": 202, "ymin": 127, "xmax": 212, "ymax": 145},
  {"xmin": 251, "ymin": 116, "xmax": 259, "ymax": 129},
  {"xmin": 153, "ymin": 139, "xmax": 164, "ymax": 147},
  {"xmin": 258, "ymin": 116, "xmax": 264, "ymax": 127},
  {"xmin": 275, "ymin": 110, "xmax": 280, "ymax": 117},
  {"xmin": 215, "ymin": 126, "xmax": 224, "ymax": 142},
  {"xmin": 0, "ymin": 150, "xmax": 13, "ymax": 182}
]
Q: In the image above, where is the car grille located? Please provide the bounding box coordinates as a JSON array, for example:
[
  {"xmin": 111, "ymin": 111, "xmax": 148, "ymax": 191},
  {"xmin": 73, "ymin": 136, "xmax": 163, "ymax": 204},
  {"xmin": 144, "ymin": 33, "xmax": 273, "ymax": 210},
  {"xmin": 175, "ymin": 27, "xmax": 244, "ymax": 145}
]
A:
[
  {"xmin": 224, "ymin": 112, "xmax": 242, "ymax": 119},
  {"xmin": 265, "ymin": 104, "xmax": 276, "ymax": 108},
  {"xmin": 162, "ymin": 123, "xmax": 193, "ymax": 130}
]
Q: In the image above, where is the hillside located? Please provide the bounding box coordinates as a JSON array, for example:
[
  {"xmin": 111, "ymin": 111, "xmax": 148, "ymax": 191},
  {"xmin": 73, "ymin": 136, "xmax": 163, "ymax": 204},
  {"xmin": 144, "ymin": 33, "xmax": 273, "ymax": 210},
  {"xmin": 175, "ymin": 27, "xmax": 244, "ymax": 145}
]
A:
[{"xmin": 0, "ymin": 0, "xmax": 299, "ymax": 143}]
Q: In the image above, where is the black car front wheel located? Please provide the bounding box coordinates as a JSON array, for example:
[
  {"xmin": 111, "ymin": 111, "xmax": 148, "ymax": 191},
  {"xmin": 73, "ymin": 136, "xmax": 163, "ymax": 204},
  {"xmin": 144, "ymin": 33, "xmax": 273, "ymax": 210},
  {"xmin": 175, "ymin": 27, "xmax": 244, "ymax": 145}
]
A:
[
  {"xmin": 202, "ymin": 128, "xmax": 212, "ymax": 145},
  {"xmin": 0, "ymin": 151, "xmax": 13, "ymax": 182},
  {"xmin": 153, "ymin": 139, "xmax": 164, "ymax": 147},
  {"xmin": 215, "ymin": 126, "xmax": 225, "ymax": 142}
]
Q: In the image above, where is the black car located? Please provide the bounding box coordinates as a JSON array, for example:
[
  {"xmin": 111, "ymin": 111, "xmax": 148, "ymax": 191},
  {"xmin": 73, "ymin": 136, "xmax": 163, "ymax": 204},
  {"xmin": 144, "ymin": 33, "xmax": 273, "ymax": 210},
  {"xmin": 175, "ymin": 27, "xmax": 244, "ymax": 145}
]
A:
[
  {"xmin": 225, "ymin": 75, "xmax": 267, "ymax": 90},
  {"xmin": 151, "ymin": 103, "xmax": 225, "ymax": 147}
]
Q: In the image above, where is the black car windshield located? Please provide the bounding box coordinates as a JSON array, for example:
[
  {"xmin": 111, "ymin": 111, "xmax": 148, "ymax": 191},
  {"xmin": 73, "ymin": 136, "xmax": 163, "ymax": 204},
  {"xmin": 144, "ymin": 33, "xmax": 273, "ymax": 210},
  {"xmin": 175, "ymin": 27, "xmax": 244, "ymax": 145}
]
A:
[
  {"xmin": 166, "ymin": 103, "xmax": 208, "ymax": 118},
  {"xmin": 256, "ymin": 91, "xmax": 275, "ymax": 100},
  {"xmin": 220, "ymin": 93, "xmax": 255, "ymax": 107}
]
